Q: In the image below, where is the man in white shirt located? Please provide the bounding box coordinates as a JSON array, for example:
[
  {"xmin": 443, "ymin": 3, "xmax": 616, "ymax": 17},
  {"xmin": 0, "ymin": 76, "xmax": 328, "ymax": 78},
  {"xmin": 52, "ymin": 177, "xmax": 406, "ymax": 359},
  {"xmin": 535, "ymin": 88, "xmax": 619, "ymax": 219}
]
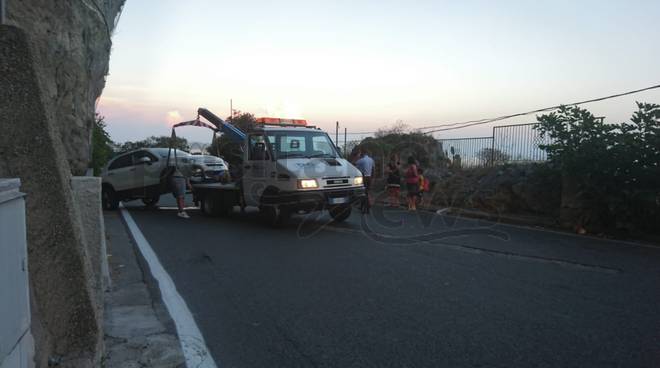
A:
[{"xmin": 355, "ymin": 148, "xmax": 375, "ymax": 214}]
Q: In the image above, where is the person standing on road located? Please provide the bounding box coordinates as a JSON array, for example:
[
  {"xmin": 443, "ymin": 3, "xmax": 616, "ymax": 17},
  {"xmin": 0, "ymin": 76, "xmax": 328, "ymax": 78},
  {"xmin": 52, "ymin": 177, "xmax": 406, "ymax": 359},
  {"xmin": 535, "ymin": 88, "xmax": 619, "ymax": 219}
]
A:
[
  {"xmin": 355, "ymin": 147, "xmax": 375, "ymax": 214},
  {"xmin": 166, "ymin": 150, "xmax": 192, "ymax": 219},
  {"xmin": 405, "ymin": 156, "xmax": 419, "ymax": 211},
  {"xmin": 386, "ymin": 154, "xmax": 401, "ymax": 207},
  {"xmin": 170, "ymin": 167, "xmax": 192, "ymax": 219}
]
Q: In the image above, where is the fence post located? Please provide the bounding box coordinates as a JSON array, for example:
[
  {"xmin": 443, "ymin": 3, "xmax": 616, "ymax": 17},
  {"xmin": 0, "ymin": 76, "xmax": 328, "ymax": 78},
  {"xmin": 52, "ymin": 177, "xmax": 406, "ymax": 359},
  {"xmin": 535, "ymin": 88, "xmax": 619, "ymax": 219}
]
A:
[
  {"xmin": 490, "ymin": 126, "xmax": 496, "ymax": 167},
  {"xmin": 0, "ymin": 0, "xmax": 6, "ymax": 24}
]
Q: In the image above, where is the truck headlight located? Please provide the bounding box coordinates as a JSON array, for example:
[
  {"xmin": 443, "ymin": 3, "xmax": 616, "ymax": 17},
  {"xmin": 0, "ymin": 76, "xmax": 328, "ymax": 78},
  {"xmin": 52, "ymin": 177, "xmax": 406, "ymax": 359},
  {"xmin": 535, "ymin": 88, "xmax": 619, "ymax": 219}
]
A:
[
  {"xmin": 298, "ymin": 179, "xmax": 318, "ymax": 189},
  {"xmin": 353, "ymin": 176, "xmax": 364, "ymax": 186}
]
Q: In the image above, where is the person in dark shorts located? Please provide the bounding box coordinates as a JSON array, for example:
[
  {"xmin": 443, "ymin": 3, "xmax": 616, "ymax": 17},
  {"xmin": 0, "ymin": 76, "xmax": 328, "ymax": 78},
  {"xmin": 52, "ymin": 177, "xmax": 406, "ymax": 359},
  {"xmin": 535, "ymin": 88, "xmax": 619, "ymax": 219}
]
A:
[
  {"xmin": 164, "ymin": 149, "xmax": 192, "ymax": 219},
  {"xmin": 169, "ymin": 166, "xmax": 191, "ymax": 218},
  {"xmin": 386, "ymin": 154, "xmax": 401, "ymax": 207},
  {"xmin": 405, "ymin": 156, "xmax": 419, "ymax": 211},
  {"xmin": 355, "ymin": 147, "xmax": 375, "ymax": 214}
]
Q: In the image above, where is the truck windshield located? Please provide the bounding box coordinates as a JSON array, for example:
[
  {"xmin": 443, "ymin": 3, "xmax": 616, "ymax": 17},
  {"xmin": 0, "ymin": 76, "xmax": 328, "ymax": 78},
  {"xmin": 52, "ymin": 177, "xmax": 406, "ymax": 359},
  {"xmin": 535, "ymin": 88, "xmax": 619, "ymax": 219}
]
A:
[{"xmin": 269, "ymin": 131, "xmax": 339, "ymax": 159}]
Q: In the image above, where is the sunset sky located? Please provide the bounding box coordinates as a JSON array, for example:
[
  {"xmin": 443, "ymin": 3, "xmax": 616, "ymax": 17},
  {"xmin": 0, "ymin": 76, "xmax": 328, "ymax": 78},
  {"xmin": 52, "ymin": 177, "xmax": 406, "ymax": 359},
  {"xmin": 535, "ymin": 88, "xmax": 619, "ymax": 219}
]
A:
[{"xmin": 98, "ymin": 0, "xmax": 660, "ymax": 144}]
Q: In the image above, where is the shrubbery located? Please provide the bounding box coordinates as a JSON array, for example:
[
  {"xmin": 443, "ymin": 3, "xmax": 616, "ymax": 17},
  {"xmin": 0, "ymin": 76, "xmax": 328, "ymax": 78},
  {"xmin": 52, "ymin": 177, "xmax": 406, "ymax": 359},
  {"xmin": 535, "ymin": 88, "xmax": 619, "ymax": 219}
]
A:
[{"xmin": 535, "ymin": 103, "xmax": 660, "ymax": 233}]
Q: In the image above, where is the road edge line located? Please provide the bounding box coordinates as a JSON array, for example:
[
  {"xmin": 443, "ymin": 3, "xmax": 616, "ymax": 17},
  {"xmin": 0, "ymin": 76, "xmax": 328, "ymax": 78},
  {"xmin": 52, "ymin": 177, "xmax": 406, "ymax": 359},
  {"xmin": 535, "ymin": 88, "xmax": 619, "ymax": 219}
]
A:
[{"xmin": 119, "ymin": 204, "xmax": 219, "ymax": 368}]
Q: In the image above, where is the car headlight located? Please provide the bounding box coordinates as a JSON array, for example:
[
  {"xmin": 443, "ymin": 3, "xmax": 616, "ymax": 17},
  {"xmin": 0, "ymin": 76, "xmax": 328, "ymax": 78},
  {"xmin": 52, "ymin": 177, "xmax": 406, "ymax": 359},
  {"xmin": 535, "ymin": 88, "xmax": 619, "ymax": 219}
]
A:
[
  {"xmin": 353, "ymin": 176, "xmax": 364, "ymax": 186},
  {"xmin": 298, "ymin": 179, "xmax": 318, "ymax": 189}
]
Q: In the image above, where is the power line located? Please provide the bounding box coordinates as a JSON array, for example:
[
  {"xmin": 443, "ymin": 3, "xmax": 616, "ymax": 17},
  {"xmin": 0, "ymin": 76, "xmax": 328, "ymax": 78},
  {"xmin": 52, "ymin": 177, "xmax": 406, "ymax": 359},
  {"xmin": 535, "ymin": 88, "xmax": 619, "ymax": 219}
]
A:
[
  {"xmin": 336, "ymin": 83, "xmax": 660, "ymax": 136},
  {"xmin": 421, "ymin": 83, "xmax": 660, "ymax": 134}
]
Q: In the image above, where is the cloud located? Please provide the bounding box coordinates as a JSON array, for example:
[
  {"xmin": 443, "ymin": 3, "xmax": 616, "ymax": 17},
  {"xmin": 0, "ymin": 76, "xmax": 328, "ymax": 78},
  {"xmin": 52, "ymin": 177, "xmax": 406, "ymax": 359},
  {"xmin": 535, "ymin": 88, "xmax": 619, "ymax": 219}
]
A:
[{"xmin": 166, "ymin": 110, "xmax": 183, "ymax": 126}]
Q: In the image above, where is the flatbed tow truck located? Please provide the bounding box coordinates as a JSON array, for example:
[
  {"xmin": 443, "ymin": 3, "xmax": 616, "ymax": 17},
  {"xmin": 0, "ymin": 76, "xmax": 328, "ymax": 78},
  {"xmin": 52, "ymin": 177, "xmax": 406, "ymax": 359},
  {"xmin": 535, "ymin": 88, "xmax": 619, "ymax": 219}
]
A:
[{"xmin": 173, "ymin": 108, "xmax": 365, "ymax": 224}]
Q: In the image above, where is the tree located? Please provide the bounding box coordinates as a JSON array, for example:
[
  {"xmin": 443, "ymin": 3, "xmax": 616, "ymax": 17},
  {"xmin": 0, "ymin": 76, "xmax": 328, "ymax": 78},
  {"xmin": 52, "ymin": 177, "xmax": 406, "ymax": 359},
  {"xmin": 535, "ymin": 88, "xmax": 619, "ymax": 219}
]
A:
[
  {"xmin": 207, "ymin": 112, "xmax": 256, "ymax": 166},
  {"xmin": 117, "ymin": 135, "xmax": 190, "ymax": 153},
  {"xmin": 375, "ymin": 120, "xmax": 408, "ymax": 138},
  {"xmin": 351, "ymin": 131, "xmax": 442, "ymax": 178},
  {"xmin": 477, "ymin": 148, "xmax": 511, "ymax": 166},
  {"xmin": 534, "ymin": 103, "xmax": 660, "ymax": 233},
  {"xmin": 90, "ymin": 114, "xmax": 115, "ymax": 175}
]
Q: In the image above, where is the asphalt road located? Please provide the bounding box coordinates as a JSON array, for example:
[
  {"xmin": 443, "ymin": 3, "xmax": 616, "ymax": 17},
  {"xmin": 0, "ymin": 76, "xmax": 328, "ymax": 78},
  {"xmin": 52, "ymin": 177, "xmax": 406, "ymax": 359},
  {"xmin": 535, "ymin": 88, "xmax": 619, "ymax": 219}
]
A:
[{"xmin": 123, "ymin": 196, "xmax": 660, "ymax": 368}]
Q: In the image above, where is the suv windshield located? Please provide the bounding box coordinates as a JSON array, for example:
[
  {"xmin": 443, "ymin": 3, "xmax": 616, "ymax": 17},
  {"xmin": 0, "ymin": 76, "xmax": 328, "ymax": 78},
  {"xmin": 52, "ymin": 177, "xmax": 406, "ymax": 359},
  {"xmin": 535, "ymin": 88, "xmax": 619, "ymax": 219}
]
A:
[{"xmin": 268, "ymin": 131, "xmax": 338, "ymax": 159}]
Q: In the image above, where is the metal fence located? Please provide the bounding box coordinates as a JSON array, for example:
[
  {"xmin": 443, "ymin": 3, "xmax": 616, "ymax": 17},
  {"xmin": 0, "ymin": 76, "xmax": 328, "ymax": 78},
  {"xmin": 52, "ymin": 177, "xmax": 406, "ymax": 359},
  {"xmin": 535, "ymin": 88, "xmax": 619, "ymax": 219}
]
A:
[
  {"xmin": 334, "ymin": 122, "xmax": 552, "ymax": 168},
  {"xmin": 492, "ymin": 123, "xmax": 552, "ymax": 164},
  {"xmin": 437, "ymin": 123, "xmax": 552, "ymax": 168},
  {"xmin": 437, "ymin": 137, "xmax": 494, "ymax": 168}
]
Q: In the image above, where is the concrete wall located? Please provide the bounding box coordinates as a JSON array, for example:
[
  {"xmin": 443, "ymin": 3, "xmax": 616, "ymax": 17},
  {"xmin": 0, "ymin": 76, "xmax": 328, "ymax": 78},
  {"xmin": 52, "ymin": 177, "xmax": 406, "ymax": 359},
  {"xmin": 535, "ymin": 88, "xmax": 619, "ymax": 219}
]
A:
[
  {"xmin": 71, "ymin": 177, "xmax": 111, "ymax": 319},
  {"xmin": 0, "ymin": 25, "xmax": 101, "ymax": 367},
  {"xmin": 0, "ymin": 179, "xmax": 34, "ymax": 368}
]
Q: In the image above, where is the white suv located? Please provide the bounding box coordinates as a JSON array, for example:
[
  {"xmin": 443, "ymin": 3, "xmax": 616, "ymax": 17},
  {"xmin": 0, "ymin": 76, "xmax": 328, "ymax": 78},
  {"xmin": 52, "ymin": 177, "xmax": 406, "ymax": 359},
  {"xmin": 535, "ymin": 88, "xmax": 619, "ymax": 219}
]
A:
[{"xmin": 101, "ymin": 148, "xmax": 193, "ymax": 210}]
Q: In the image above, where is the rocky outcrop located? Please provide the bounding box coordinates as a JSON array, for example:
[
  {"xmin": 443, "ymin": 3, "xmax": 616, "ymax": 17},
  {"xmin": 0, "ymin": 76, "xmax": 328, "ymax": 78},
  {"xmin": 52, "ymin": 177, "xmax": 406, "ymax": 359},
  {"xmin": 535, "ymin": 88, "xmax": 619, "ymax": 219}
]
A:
[
  {"xmin": 6, "ymin": 0, "xmax": 125, "ymax": 175},
  {"xmin": 1, "ymin": 1, "xmax": 125, "ymax": 367}
]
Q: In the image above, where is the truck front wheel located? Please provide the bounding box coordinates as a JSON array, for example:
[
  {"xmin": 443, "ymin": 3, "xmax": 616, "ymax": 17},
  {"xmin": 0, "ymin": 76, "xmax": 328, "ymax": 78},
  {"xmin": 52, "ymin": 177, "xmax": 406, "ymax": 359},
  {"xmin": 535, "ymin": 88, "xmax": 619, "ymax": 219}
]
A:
[
  {"xmin": 260, "ymin": 205, "xmax": 290, "ymax": 227},
  {"xmin": 329, "ymin": 204, "xmax": 351, "ymax": 222}
]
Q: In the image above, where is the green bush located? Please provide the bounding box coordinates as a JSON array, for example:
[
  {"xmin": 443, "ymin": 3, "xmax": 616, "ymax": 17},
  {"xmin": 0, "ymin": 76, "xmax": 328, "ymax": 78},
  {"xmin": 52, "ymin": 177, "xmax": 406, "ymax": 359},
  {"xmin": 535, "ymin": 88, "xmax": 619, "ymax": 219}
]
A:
[
  {"xmin": 90, "ymin": 114, "xmax": 114, "ymax": 176},
  {"xmin": 535, "ymin": 103, "xmax": 660, "ymax": 233}
]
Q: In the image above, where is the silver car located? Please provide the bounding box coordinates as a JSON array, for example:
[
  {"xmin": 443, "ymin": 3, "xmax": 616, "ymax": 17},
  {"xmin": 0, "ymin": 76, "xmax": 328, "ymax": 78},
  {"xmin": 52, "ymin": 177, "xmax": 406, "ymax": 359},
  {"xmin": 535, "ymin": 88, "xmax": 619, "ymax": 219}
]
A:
[
  {"xmin": 101, "ymin": 148, "xmax": 194, "ymax": 209},
  {"xmin": 190, "ymin": 155, "xmax": 230, "ymax": 183}
]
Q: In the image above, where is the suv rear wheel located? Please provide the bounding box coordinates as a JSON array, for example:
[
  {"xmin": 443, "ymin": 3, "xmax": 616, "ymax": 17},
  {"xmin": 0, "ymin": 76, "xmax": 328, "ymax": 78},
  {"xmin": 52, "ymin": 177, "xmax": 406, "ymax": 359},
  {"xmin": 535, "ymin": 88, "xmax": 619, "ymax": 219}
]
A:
[
  {"xmin": 102, "ymin": 186, "xmax": 119, "ymax": 210},
  {"xmin": 142, "ymin": 195, "xmax": 160, "ymax": 208}
]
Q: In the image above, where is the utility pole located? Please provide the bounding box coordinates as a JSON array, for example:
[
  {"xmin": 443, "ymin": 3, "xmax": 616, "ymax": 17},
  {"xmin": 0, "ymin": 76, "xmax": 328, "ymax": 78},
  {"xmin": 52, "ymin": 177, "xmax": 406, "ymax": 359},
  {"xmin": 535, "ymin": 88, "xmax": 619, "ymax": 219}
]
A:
[
  {"xmin": 335, "ymin": 121, "xmax": 339, "ymax": 147},
  {"xmin": 344, "ymin": 127, "xmax": 347, "ymax": 157},
  {"xmin": 229, "ymin": 99, "xmax": 233, "ymax": 120}
]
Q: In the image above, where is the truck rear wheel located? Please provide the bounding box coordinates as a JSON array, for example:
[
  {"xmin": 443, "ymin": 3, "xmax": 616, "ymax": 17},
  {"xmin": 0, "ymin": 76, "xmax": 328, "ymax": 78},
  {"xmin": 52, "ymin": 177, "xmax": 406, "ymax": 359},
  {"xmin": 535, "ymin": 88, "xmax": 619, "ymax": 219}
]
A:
[
  {"xmin": 329, "ymin": 204, "xmax": 351, "ymax": 222},
  {"xmin": 201, "ymin": 193, "xmax": 228, "ymax": 217}
]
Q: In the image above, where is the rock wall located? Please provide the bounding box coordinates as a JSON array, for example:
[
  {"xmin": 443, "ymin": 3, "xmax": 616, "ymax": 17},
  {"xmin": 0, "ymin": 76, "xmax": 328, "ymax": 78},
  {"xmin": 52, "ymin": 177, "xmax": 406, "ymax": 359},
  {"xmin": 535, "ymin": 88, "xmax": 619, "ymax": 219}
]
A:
[
  {"xmin": 5, "ymin": 0, "xmax": 125, "ymax": 175},
  {"xmin": 1, "ymin": 1, "xmax": 125, "ymax": 366}
]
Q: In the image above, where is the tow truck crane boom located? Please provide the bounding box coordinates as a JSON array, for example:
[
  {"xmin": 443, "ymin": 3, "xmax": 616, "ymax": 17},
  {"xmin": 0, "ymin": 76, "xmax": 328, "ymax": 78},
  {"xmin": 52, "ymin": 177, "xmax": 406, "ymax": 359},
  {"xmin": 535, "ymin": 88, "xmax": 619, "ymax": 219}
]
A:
[{"xmin": 197, "ymin": 107, "xmax": 246, "ymax": 143}]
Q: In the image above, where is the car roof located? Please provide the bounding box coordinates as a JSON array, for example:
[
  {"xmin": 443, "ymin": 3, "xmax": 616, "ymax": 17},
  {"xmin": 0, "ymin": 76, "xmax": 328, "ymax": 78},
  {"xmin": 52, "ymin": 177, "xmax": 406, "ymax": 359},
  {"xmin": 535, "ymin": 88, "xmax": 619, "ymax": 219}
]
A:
[
  {"xmin": 111, "ymin": 147, "xmax": 191, "ymax": 160},
  {"xmin": 146, "ymin": 147, "xmax": 191, "ymax": 156}
]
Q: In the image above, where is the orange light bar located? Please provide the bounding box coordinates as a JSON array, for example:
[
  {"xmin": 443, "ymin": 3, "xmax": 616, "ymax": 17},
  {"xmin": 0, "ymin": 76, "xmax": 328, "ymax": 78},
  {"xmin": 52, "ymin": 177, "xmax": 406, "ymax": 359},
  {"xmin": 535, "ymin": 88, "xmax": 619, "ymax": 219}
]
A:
[{"xmin": 255, "ymin": 117, "xmax": 307, "ymax": 126}]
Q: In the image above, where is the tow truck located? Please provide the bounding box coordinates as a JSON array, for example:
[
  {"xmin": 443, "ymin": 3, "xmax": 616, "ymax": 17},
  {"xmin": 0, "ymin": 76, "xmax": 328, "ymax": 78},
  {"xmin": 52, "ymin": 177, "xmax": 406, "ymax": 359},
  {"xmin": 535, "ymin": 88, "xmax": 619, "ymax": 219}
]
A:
[{"xmin": 172, "ymin": 108, "xmax": 365, "ymax": 224}]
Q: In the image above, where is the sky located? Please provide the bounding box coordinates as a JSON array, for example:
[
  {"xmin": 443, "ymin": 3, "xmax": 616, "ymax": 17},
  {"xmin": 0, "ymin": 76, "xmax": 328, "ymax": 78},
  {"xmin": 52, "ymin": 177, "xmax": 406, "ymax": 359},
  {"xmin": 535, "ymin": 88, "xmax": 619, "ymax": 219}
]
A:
[{"xmin": 98, "ymin": 0, "xmax": 660, "ymax": 143}]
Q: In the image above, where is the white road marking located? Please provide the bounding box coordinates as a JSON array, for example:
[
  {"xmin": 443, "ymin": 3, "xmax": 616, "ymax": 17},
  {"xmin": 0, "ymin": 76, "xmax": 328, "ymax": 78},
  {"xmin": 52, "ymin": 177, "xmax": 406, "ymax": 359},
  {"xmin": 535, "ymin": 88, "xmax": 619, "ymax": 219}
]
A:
[
  {"xmin": 154, "ymin": 206, "xmax": 199, "ymax": 211},
  {"xmin": 119, "ymin": 204, "xmax": 219, "ymax": 368}
]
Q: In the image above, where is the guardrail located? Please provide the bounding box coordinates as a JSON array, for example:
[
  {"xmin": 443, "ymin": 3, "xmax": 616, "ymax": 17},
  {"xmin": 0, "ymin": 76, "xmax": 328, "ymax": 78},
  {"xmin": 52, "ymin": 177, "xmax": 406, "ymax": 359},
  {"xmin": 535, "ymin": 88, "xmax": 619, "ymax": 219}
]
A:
[{"xmin": 0, "ymin": 179, "xmax": 33, "ymax": 368}]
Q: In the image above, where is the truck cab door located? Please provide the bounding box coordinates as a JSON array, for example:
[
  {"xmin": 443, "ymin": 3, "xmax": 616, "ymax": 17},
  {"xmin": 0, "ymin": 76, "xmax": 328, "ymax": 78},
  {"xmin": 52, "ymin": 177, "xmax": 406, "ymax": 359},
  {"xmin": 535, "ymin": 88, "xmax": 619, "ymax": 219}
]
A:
[{"xmin": 243, "ymin": 133, "xmax": 273, "ymax": 207}]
